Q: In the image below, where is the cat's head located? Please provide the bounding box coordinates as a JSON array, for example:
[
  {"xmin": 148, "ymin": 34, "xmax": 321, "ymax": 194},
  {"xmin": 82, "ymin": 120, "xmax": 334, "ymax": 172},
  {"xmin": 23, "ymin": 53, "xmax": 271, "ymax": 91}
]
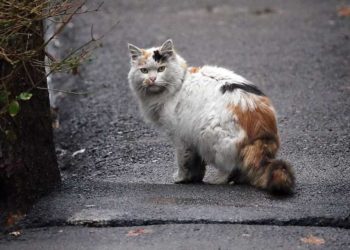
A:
[{"xmin": 127, "ymin": 39, "xmax": 187, "ymax": 97}]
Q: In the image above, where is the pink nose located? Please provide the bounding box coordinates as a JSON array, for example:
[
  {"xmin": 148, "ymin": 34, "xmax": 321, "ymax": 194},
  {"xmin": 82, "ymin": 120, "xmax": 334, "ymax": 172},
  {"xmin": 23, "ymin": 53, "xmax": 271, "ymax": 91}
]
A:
[{"xmin": 149, "ymin": 76, "xmax": 156, "ymax": 83}]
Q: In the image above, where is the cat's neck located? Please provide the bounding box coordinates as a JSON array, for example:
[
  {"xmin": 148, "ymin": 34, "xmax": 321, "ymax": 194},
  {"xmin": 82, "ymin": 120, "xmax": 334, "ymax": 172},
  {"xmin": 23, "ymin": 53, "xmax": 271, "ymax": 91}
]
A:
[{"xmin": 139, "ymin": 69, "xmax": 188, "ymax": 124}]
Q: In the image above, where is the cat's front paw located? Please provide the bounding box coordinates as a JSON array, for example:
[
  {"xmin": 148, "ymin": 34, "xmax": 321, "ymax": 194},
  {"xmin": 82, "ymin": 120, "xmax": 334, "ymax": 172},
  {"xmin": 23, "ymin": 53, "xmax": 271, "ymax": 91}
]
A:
[
  {"xmin": 173, "ymin": 171, "xmax": 187, "ymax": 183},
  {"xmin": 173, "ymin": 171, "xmax": 203, "ymax": 184}
]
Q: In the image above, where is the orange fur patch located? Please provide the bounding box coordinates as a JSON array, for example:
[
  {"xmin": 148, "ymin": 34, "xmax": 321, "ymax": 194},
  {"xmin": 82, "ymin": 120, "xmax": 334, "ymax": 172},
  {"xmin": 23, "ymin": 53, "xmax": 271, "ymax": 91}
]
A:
[
  {"xmin": 189, "ymin": 67, "xmax": 200, "ymax": 74},
  {"xmin": 228, "ymin": 96, "xmax": 294, "ymax": 194},
  {"xmin": 240, "ymin": 139, "xmax": 278, "ymax": 170},
  {"xmin": 230, "ymin": 96, "xmax": 279, "ymax": 172},
  {"xmin": 138, "ymin": 58, "xmax": 146, "ymax": 66},
  {"xmin": 228, "ymin": 97, "xmax": 278, "ymax": 142},
  {"xmin": 142, "ymin": 50, "xmax": 152, "ymax": 60},
  {"xmin": 259, "ymin": 96, "xmax": 272, "ymax": 106},
  {"xmin": 137, "ymin": 50, "xmax": 152, "ymax": 66}
]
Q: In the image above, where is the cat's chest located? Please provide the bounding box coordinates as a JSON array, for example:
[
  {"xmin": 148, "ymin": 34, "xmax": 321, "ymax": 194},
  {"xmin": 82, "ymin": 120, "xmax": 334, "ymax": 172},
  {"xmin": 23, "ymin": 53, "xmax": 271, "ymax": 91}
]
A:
[{"xmin": 163, "ymin": 80, "xmax": 222, "ymax": 132}]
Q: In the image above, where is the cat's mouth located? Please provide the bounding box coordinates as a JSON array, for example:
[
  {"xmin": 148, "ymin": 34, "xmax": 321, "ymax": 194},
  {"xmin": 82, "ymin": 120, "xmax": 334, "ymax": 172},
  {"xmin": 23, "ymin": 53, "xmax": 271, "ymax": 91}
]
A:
[{"xmin": 145, "ymin": 85, "xmax": 166, "ymax": 94}]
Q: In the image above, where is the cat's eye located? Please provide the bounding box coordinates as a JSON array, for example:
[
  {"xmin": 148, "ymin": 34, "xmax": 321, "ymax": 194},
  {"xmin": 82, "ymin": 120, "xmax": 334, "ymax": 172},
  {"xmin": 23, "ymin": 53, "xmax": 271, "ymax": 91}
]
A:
[
  {"xmin": 140, "ymin": 68, "xmax": 148, "ymax": 74},
  {"xmin": 157, "ymin": 66, "xmax": 166, "ymax": 72}
]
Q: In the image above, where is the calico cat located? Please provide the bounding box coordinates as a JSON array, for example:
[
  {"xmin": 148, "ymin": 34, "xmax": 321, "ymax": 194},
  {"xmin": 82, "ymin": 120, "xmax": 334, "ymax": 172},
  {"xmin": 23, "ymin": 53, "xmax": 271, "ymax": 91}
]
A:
[{"xmin": 128, "ymin": 39, "xmax": 295, "ymax": 195}]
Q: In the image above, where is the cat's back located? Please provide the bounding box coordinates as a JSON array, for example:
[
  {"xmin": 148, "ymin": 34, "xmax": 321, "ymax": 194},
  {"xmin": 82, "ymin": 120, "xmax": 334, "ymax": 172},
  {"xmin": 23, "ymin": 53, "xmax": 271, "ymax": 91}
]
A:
[
  {"xmin": 185, "ymin": 65, "xmax": 250, "ymax": 90},
  {"xmin": 197, "ymin": 66, "xmax": 249, "ymax": 83},
  {"xmin": 177, "ymin": 65, "xmax": 269, "ymax": 120},
  {"xmin": 182, "ymin": 65, "xmax": 252, "ymax": 101},
  {"xmin": 174, "ymin": 65, "xmax": 254, "ymax": 127}
]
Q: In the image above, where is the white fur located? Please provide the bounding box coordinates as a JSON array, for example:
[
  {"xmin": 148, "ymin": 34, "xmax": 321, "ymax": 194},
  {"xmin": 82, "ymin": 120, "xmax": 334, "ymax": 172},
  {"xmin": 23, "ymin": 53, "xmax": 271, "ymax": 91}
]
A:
[
  {"xmin": 162, "ymin": 66, "xmax": 249, "ymax": 173},
  {"xmin": 128, "ymin": 41, "xmax": 264, "ymax": 182}
]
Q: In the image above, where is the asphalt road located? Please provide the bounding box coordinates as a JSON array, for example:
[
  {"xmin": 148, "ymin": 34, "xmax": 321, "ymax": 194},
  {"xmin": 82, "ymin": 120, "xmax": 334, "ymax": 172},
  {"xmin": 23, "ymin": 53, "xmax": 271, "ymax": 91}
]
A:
[
  {"xmin": 1, "ymin": 0, "xmax": 350, "ymax": 249},
  {"xmin": 1, "ymin": 225, "xmax": 350, "ymax": 250}
]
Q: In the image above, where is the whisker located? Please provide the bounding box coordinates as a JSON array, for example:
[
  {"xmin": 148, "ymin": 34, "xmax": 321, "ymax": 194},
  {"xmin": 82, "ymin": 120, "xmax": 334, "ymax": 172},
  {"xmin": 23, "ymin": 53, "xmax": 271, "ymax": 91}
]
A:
[{"xmin": 156, "ymin": 81, "xmax": 177, "ymax": 86}]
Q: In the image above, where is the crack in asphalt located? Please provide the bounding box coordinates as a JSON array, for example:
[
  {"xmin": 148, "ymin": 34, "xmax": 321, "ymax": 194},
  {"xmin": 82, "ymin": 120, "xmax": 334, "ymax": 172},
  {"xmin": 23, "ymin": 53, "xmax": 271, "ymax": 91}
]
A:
[{"xmin": 21, "ymin": 216, "xmax": 350, "ymax": 230}]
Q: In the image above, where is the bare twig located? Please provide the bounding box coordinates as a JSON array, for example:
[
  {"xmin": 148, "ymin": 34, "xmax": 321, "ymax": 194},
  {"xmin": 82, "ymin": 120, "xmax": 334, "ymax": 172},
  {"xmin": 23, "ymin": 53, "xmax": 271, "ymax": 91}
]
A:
[
  {"xmin": 36, "ymin": 86, "xmax": 90, "ymax": 95},
  {"xmin": 0, "ymin": 0, "xmax": 109, "ymax": 130}
]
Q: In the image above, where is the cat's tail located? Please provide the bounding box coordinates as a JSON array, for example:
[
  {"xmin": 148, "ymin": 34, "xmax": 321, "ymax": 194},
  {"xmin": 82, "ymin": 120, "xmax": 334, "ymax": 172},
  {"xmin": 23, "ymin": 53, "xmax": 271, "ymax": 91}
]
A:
[
  {"xmin": 239, "ymin": 138, "xmax": 295, "ymax": 195},
  {"xmin": 263, "ymin": 159, "xmax": 295, "ymax": 194}
]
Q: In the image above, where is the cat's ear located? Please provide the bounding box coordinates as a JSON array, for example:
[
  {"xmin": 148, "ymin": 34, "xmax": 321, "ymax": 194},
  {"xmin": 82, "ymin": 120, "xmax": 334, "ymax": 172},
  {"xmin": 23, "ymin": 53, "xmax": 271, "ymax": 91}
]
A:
[
  {"xmin": 160, "ymin": 39, "xmax": 174, "ymax": 57},
  {"xmin": 128, "ymin": 43, "xmax": 142, "ymax": 61}
]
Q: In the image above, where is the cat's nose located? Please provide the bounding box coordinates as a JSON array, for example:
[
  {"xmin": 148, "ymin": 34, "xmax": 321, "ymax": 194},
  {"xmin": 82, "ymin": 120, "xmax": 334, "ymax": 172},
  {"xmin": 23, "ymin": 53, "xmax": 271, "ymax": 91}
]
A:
[{"xmin": 149, "ymin": 76, "xmax": 157, "ymax": 83}]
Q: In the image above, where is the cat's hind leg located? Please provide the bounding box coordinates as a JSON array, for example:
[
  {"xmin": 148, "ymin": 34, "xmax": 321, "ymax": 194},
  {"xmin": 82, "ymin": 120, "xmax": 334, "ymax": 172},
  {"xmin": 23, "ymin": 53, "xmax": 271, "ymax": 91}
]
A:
[{"xmin": 173, "ymin": 146, "xmax": 206, "ymax": 184}]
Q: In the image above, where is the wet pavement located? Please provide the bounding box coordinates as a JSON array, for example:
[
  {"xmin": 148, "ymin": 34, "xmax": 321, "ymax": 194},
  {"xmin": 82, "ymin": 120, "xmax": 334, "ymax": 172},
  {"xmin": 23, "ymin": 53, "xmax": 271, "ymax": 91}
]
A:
[{"xmin": 1, "ymin": 0, "xmax": 350, "ymax": 249}]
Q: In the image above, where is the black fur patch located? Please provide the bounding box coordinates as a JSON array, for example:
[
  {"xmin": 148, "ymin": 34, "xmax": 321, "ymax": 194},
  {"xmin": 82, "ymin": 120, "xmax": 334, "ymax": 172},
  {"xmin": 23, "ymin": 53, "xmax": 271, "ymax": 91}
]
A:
[
  {"xmin": 220, "ymin": 83, "xmax": 265, "ymax": 96},
  {"xmin": 153, "ymin": 50, "xmax": 165, "ymax": 63}
]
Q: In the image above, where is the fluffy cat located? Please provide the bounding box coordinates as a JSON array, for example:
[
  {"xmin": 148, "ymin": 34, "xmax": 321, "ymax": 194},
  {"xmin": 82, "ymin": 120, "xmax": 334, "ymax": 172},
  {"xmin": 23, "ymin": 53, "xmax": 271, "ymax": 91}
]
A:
[{"xmin": 128, "ymin": 39, "xmax": 295, "ymax": 195}]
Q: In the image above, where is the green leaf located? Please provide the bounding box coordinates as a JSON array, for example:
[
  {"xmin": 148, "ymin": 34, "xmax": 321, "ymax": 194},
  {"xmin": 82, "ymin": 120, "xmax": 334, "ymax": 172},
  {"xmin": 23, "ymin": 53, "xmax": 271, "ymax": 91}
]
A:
[
  {"xmin": 8, "ymin": 100, "xmax": 20, "ymax": 117},
  {"xmin": 17, "ymin": 92, "xmax": 32, "ymax": 101}
]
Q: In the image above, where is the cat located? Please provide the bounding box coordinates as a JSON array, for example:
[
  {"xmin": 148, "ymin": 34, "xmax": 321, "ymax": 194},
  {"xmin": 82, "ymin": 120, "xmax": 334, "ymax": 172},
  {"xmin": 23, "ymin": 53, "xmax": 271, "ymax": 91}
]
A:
[{"xmin": 127, "ymin": 39, "xmax": 295, "ymax": 195}]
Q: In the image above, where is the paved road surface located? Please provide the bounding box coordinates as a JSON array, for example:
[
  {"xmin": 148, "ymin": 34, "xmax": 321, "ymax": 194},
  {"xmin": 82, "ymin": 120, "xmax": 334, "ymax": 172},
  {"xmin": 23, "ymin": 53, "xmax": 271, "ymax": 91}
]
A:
[{"xmin": 1, "ymin": 0, "xmax": 350, "ymax": 249}]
